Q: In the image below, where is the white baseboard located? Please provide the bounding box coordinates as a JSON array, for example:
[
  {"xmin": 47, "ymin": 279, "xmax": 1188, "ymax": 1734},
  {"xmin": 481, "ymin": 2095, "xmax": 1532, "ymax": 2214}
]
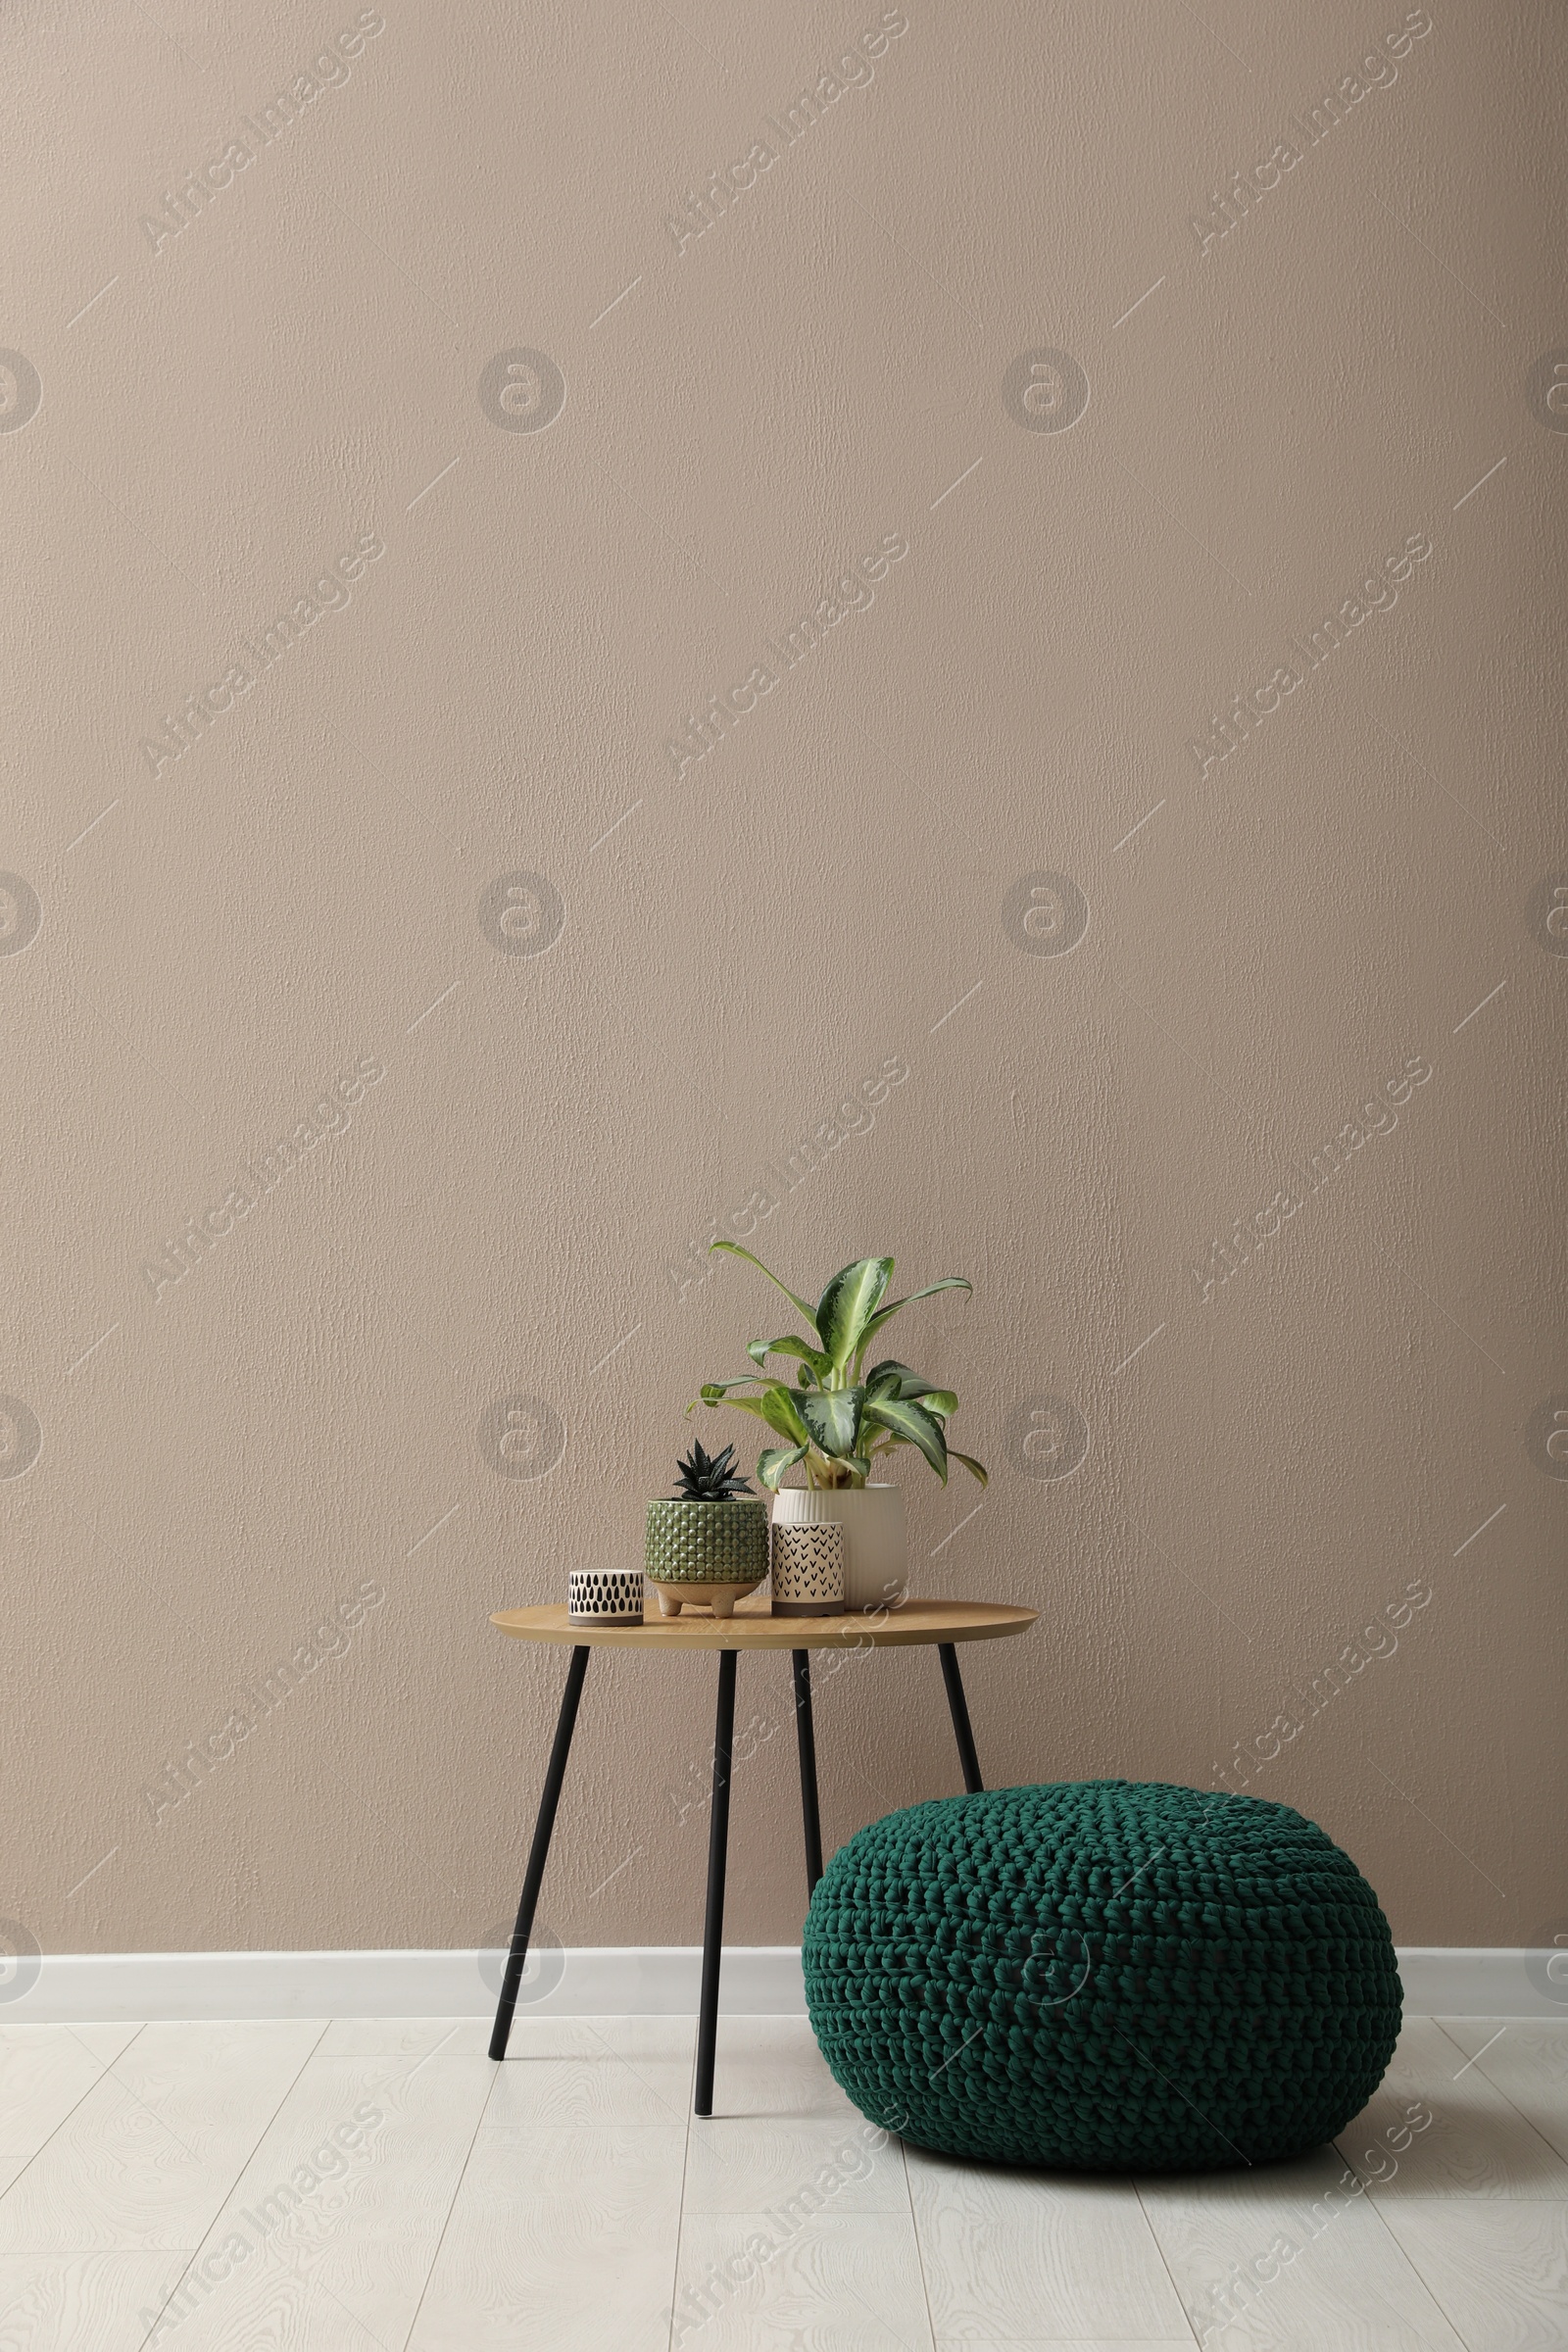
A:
[
  {"xmin": 1396, "ymin": 1946, "xmax": 1560, "ymax": 2018},
  {"xmin": 15, "ymin": 1945, "xmax": 806, "ymax": 2024},
  {"xmin": 10, "ymin": 1945, "xmax": 1559, "ymax": 2025}
]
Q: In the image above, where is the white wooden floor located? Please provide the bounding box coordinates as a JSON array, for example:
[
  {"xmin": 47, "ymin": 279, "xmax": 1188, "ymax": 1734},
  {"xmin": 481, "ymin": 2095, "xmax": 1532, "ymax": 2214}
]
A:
[{"xmin": 0, "ymin": 2010, "xmax": 1564, "ymax": 2349}]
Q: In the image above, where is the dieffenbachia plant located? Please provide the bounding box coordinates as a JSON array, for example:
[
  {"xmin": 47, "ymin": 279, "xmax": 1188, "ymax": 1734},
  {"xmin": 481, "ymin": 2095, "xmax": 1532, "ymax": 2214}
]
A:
[{"xmin": 693, "ymin": 1245, "xmax": 988, "ymax": 1492}]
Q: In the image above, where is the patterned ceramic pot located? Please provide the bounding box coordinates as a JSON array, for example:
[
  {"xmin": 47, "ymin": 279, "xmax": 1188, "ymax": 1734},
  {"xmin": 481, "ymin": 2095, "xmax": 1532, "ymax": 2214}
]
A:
[
  {"xmin": 770, "ymin": 1484, "xmax": 906, "ymax": 1610},
  {"xmin": 644, "ymin": 1497, "xmax": 769, "ymax": 1618},
  {"xmin": 770, "ymin": 1520, "xmax": 846, "ymax": 1617},
  {"xmin": 568, "ymin": 1567, "xmax": 644, "ymax": 1625}
]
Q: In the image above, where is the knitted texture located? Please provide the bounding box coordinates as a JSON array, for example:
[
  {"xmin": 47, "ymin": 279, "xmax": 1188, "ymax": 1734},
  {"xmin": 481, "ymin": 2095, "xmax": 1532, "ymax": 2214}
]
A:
[
  {"xmin": 644, "ymin": 1498, "xmax": 769, "ymax": 1583},
  {"xmin": 803, "ymin": 1781, "xmax": 1400, "ymax": 2172}
]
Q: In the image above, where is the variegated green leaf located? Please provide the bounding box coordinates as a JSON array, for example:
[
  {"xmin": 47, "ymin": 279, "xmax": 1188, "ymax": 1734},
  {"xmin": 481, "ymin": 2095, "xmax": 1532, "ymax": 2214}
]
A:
[
  {"xmin": 758, "ymin": 1384, "xmax": 812, "ymax": 1447},
  {"xmin": 814, "ymin": 1258, "xmax": 894, "ymax": 1371},
  {"xmin": 863, "ymin": 1359, "xmax": 948, "ymax": 1400},
  {"xmin": 710, "ymin": 1241, "xmax": 819, "ymax": 1335},
  {"xmin": 856, "ymin": 1278, "xmax": 971, "ymax": 1360},
  {"xmin": 799, "ymin": 1386, "xmax": 864, "ymax": 1459},
  {"xmin": 748, "ymin": 1334, "xmax": 832, "ymax": 1381},
  {"xmin": 758, "ymin": 1445, "xmax": 808, "ymax": 1490},
  {"xmin": 709, "ymin": 1394, "xmax": 771, "ymax": 1422},
  {"xmin": 862, "ymin": 1395, "xmax": 948, "ymax": 1481}
]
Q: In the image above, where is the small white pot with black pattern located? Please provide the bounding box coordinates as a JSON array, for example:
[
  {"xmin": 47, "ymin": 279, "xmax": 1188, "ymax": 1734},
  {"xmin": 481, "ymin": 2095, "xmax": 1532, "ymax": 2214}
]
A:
[
  {"xmin": 567, "ymin": 1568, "xmax": 645, "ymax": 1625},
  {"xmin": 769, "ymin": 1519, "xmax": 846, "ymax": 1617}
]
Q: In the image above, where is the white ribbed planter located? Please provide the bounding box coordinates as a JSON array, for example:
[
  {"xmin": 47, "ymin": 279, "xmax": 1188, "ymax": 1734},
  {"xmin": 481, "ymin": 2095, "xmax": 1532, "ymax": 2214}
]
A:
[{"xmin": 771, "ymin": 1484, "xmax": 906, "ymax": 1610}]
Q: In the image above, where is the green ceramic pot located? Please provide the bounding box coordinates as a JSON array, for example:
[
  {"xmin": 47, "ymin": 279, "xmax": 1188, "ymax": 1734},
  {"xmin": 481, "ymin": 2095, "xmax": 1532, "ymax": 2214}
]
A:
[{"xmin": 644, "ymin": 1496, "xmax": 769, "ymax": 1585}]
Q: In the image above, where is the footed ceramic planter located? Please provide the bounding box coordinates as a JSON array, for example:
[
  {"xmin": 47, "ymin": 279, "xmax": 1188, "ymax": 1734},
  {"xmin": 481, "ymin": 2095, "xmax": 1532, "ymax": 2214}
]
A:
[
  {"xmin": 644, "ymin": 1496, "xmax": 768, "ymax": 1618},
  {"xmin": 771, "ymin": 1484, "xmax": 906, "ymax": 1611}
]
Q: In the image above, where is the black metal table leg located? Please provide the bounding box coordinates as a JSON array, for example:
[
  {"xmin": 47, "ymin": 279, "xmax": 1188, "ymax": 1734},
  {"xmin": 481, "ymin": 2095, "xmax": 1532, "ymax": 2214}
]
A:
[
  {"xmin": 488, "ymin": 1644, "xmax": 590, "ymax": 2061},
  {"xmin": 938, "ymin": 1642, "xmax": 984, "ymax": 1793},
  {"xmin": 694, "ymin": 1647, "xmax": 738, "ymax": 2117},
  {"xmin": 791, "ymin": 1649, "xmax": 824, "ymax": 1896}
]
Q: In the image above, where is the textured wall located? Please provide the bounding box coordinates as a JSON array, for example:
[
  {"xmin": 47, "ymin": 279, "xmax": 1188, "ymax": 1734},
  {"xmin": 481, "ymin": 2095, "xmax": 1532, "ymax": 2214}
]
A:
[{"xmin": 2, "ymin": 1, "xmax": 1563, "ymax": 1983}]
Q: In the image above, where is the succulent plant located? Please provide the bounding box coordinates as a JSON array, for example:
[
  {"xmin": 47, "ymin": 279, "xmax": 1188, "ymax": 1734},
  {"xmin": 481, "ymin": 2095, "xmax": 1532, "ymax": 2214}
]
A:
[
  {"xmin": 693, "ymin": 1246, "xmax": 988, "ymax": 1493},
  {"xmin": 670, "ymin": 1440, "xmax": 754, "ymax": 1501}
]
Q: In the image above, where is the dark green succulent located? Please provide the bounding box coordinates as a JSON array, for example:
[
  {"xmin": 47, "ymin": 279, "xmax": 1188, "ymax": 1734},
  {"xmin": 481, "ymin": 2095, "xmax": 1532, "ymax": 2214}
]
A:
[{"xmin": 670, "ymin": 1440, "xmax": 754, "ymax": 1501}]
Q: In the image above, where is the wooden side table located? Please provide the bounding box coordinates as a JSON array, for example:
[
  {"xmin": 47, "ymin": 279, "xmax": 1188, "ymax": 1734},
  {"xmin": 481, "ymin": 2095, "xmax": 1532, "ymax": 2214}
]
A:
[{"xmin": 486, "ymin": 1596, "xmax": 1038, "ymax": 2114}]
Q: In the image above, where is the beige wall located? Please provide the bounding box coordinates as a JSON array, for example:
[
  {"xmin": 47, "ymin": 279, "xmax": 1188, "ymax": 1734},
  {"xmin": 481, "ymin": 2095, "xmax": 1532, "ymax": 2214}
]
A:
[{"xmin": 3, "ymin": 0, "xmax": 1563, "ymax": 1975}]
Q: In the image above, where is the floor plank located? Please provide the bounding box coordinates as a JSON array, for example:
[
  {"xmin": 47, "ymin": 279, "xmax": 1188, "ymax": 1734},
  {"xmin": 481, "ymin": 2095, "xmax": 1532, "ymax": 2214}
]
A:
[
  {"xmin": 0, "ymin": 2032, "xmax": 118, "ymax": 2197},
  {"xmin": 407, "ymin": 2124, "xmax": 683, "ymax": 2350},
  {"xmin": 1336, "ymin": 2017, "xmax": 1568, "ymax": 2198},
  {"xmin": 0, "ymin": 2250, "xmax": 194, "ymax": 2352},
  {"xmin": 1375, "ymin": 2198, "xmax": 1568, "ymax": 2352},
  {"xmin": 315, "ymin": 2018, "xmax": 491, "ymax": 2057},
  {"xmin": 484, "ymin": 2015, "xmax": 695, "ymax": 2127},
  {"xmin": 697, "ymin": 2016, "xmax": 856, "ymax": 2123},
  {"xmin": 1136, "ymin": 2145, "xmax": 1471, "ymax": 2350},
  {"xmin": 139, "ymin": 2039, "xmax": 501, "ymax": 2349},
  {"xmin": 1433, "ymin": 2018, "xmax": 1568, "ymax": 2165},
  {"xmin": 0, "ymin": 2024, "xmax": 141, "ymax": 2066},
  {"xmin": 196, "ymin": 2046, "xmax": 497, "ymax": 2250},
  {"xmin": 671, "ymin": 2209, "xmax": 935, "ymax": 2351},
  {"xmin": 906, "ymin": 2146, "xmax": 1190, "ymax": 2342},
  {"xmin": 60, "ymin": 2025, "xmax": 146, "ymax": 2069},
  {"xmin": 0, "ymin": 2021, "xmax": 322, "ymax": 2253},
  {"xmin": 0, "ymin": 2009, "xmax": 1554, "ymax": 2349},
  {"xmin": 134, "ymin": 2236, "xmax": 436, "ymax": 2352},
  {"xmin": 684, "ymin": 2112, "xmax": 906, "ymax": 2215}
]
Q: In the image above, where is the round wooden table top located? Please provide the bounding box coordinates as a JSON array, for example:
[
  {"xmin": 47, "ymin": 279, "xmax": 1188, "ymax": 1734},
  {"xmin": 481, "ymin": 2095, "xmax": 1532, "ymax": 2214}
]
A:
[{"xmin": 490, "ymin": 1596, "xmax": 1037, "ymax": 1652}]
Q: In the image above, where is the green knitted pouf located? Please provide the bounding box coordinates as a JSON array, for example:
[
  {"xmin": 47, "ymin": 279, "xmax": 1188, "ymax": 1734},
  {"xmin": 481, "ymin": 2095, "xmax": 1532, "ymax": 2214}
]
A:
[{"xmin": 803, "ymin": 1781, "xmax": 1400, "ymax": 2172}]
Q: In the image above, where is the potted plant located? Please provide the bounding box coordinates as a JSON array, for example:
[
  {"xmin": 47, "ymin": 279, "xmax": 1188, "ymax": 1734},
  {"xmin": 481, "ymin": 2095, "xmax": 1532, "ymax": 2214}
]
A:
[
  {"xmin": 644, "ymin": 1441, "xmax": 770, "ymax": 1618},
  {"xmin": 694, "ymin": 1245, "xmax": 987, "ymax": 1609}
]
